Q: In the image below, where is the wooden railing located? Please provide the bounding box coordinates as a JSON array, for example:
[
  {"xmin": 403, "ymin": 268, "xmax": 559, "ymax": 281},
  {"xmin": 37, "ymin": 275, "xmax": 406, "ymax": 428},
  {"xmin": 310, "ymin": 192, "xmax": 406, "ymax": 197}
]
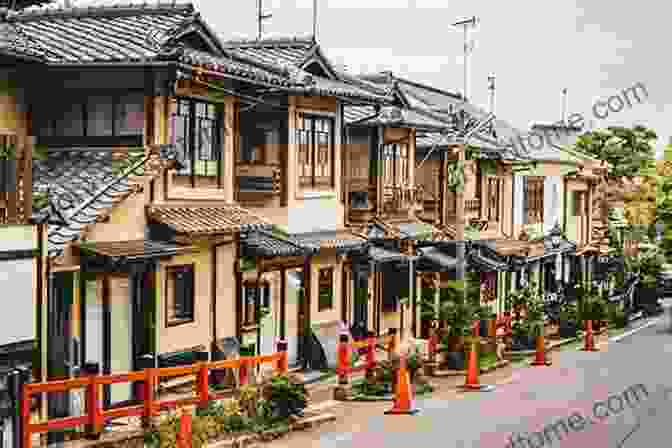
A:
[
  {"xmin": 465, "ymin": 198, "xmax": 481, "ymax": 215},
  {"xmin": 22, "ymin": 347, "xmax": 288, "ymax": 448},
  {"xmin": 336, "ymin": 333, "xmax": 395, "ymax": 382},
  {"xmin": 235, "ymin": 163, "xmax": 281, "ymax": 195}
]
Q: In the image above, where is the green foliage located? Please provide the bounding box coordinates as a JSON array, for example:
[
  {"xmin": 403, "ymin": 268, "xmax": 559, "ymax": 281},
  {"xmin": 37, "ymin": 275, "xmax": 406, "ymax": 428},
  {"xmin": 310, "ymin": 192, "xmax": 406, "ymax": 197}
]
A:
[
  {"xmin": 446, "ymin": 159, "xmax": 465, "ymax": 193},
  {"xmin": 559, "ymin": 301, "xmax": 579, "ymax": 325},
  {"xmin": 573, "ymin": 126, "xmax": 657, "ymax": 178},
  {"xmin": 607, "ymin": 303, "xmax": 628, "ymax": 329},
  {"xmin": 32, "ymin": 191, "xmax": 49, "ymax": 211},
  {"xmin": 0, "ymin": 143, "xmax": 16, "ymax": 160},
  {"xmin": 259, "ymin": 374, "xmax": 309, "ymax": 424}
]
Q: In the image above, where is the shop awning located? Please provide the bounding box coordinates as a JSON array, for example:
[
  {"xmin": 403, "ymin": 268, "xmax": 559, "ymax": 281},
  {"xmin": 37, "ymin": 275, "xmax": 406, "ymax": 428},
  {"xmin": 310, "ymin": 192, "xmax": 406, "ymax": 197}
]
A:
[
  {"xmin": 289, "ymin": 229, "xmax": 368, "ymax": 255},
  {"xmin": 467, "ymin": 240, "xmax": 512, "ymax": 272}
]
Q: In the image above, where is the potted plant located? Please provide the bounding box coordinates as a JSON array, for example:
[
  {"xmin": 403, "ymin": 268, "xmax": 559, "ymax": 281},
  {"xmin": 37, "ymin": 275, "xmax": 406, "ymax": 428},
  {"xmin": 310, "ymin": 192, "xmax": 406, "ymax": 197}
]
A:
[{"xmin": 558, "ymin": 301, "xmax": 580, "ymax": 338}]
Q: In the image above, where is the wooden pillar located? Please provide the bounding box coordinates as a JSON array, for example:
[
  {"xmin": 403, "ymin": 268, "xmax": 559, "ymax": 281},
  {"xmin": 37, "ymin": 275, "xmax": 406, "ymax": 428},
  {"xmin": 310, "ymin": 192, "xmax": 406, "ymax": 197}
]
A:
[
  {"xmin": 235, "ymin": 235, "xmax": 242, "ymax": 341},
  {"xmin": 439, "ymin": 149, "xmax": 447, "ymax": 226},
  {"xmin": 280, "ymin": 268, "xmax": 286, "ymax": 340},
  {"xmin": 455, "ymin": 145, "xmax": 466, "ymax": 280},
  {"xmin": 376, "ymin": 126, "xmax": 384, "ymax": 217},
  {"xmin": 587, "ymin": 180, "xmax": 594, "ymax": 245}
]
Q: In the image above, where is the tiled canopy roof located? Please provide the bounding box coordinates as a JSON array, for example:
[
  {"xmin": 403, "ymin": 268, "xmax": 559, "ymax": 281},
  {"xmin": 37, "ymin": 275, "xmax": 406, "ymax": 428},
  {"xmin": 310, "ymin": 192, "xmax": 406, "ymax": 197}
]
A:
[
  {"xmin": 416, "ymin": 246, "xmax": 458, "ymax": 272},
  {"xmin": 241, "ymin": 230, "xmax": 313, "ymax": 258},
  {"xmin": 32, "ymin": 149, "xmax": 151, "ymax": 256},
  {"xmin": 372, "ymin": 219, "xmax": 437, "ymax": 240},
  {"xmin": 349, "ymin": 106, "xmax": 448, "ymax": 131},
  {"xmin": 147, "ymin": 205, "xmax": 272, "ymax": 236},
  {"xmin": 0, "ymin": 22, "xmax": 44, "ymax": 59},
  {"xmin": 368, "ymin": 246, "xmax": 408, "ymax": 264},
  {"xmin": 4, "ymin": 2, "xmax": 208, "ymax": 63},
  {"xmin": 289, "ymin": 230, "xmax": 367, "ymax": 253},
  {"xmin": 76, "ymin": 239, "xmax": 191, "ymax": 260}
]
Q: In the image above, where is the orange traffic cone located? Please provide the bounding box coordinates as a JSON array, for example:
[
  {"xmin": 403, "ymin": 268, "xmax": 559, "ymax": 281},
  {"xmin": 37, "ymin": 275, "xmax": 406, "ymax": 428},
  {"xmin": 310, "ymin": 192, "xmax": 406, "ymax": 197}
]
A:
[
  {"xmin": 177, "ymin": 407, "xmax": 193, "ymax": 448},
  {"xmin": 582, "ymin": 320, "xmax": 599, "ymax": 352},
  {"xmin": 461, "ymin": 339, "xmax": 496, "ymax": 392},
  {"xmin": 384, "ymin": 354, "xmax": 419, "ymax": 415},
  {"xmin": 531, "ymin": 334, "xmax": 552, "ymax": 366}
]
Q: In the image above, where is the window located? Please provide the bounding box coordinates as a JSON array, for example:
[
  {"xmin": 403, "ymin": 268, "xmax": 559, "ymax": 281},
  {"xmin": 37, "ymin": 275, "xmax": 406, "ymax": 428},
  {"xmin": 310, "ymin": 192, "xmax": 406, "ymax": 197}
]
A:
[
  {"xmin": 318, "ymin": 267, "xmax": 334, "ymax": 311},
  {"xmin": 381, "ymin": 143, "xmax": 410, "ymax": 187},
  {"xmin": 297, "ymin": 114, "xmax": 334, "ymax": 188},
  {"xmin": 115, "ymin": 93, "xmax": 144, "ymax": 136},
  {"xmin": 172, "ymin": 98, "xmax": 223, "ymax": 179},
  {"xmin": 166, "ymin": 265, "xmax": 194, "ymax": 326},
  {"xmin": 523, "ymin": 177, "xmax": 544, "ymax": 224},
  {"xmin": 242, "ymin": 281, "xmax": 270, "ymax": 326},
  {"xmin": 36, "ymin": 92, "xmax": 144, "ymax": 145}
]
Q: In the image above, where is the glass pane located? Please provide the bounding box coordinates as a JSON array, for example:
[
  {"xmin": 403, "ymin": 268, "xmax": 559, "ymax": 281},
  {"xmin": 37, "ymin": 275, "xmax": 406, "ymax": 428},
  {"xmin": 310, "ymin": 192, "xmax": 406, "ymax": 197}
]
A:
[
  {"xmin": 115, "ymin": 93, "xmax": 144, "ymax": 136},
  {"xmin": 55, "ymin": 103, "xmax": 84, "ymax": 137},
  {"xmin": 87, "ymin": 96, "xmax": 113, "ymax": 136},
  {"xmin": 174, "ymin": 112, "xmax": 190, "ymax": 176}
]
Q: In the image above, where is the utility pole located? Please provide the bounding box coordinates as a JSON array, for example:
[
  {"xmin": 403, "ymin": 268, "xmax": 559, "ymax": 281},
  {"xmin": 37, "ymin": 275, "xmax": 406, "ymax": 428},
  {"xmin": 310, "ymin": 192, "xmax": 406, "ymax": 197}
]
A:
[
  {"xmin": 488, "ymin": 75, "xmax": 496, "ymax": 115},
  {"xmin": 561, "ymin": 88, "xmax": 568, "ymax": 124},
  {"xmin": 257, "ymin": 0, "xmax": 273, "ymax": 40},
  {"xmin": 313, "ymin": 0, "xmax": 318, "ymax": 41},
  {"xmin": 452, "ymin": 16, "xmax": 478, "ymax": 101}
]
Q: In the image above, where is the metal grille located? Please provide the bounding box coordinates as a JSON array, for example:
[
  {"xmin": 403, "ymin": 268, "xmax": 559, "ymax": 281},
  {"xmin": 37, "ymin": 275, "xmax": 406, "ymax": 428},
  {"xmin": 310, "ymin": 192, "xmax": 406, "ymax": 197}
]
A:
[
  {"xmin": 296, "ymin": 114, "xmax": 333, "ymax": 188},
  {"xmin": 172, "ymin": 98, "xmax": 222, "ymax": 179}
]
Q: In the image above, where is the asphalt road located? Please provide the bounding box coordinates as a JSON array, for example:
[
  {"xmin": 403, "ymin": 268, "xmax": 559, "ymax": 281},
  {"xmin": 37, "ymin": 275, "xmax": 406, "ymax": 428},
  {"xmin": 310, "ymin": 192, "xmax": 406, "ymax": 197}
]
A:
[{"xmin": 272, "ymin": 305, "xmax": 672, "ymax": 448}]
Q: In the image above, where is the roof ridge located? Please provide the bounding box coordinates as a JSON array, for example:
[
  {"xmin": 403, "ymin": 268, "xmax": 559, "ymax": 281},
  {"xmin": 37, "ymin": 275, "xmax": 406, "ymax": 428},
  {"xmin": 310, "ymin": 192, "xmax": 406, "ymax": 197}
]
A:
[
  {"xmin": 392, "ymin": 75, "xmax": 463, "ymax": 100},
  {"xmin": 221, "ymin": 34, "xmax": 315, "ymax": 48},
  {"xmin": 8, "ymin": 1, "xmax": 194, "ymax": 22}
]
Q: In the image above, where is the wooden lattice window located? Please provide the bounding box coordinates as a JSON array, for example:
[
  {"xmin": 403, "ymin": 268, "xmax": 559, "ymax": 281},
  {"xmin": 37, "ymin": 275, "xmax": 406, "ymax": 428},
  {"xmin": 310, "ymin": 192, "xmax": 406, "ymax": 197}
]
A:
[
  {"xmin": 242, "ymin": 281, "xmax": 270, "ymax": 326},
  {"xmin": 381, "ymin": 143, "xmax": 409, "ymax": 187},
  {"xmin": 523, "ymin": 177, "xmax": 544, "ymax": 224},
  {"xmin": 318, "ymin": 267, "xmax": 334, "ymax": 311},
  {"xmin": 297, "ymin": 114, "xmax": 334, "ymax": 188},
  {"xmin": 486, "ymin": 177, "xmax": 501, "ymax": 221}
]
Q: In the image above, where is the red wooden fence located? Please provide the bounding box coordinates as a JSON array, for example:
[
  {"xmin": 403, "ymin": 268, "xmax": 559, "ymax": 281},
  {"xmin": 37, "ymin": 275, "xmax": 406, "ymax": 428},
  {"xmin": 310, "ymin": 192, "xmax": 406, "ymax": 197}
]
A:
[{"xmin": 21, "ymin": 346, "xmax": 288, "ymax": 448}]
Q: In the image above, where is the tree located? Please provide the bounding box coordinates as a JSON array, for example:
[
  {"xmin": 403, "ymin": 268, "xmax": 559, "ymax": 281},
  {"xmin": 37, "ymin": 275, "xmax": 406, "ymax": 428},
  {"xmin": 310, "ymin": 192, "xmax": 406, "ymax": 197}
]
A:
[
  {"xmin": 656, "ymin": 147, "xmax": 672, "ymax": 259},
  {"xmin": 573, "ymin": 126, "xmax": 657, "ymax": 178}
]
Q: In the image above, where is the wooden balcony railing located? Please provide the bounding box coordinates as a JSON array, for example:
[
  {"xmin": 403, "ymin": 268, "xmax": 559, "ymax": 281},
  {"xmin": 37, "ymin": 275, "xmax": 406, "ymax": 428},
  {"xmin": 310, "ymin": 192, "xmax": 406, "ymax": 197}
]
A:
[
  {"xmin": 382, "ymin": 185, "xmax": 420, "ymax": 212},
  {"xmin": 465, "ymin": 198, "xmax": 481, "ymax": 215},
  {"xmin": 235, "ymin": 163, "xmax": 281, "ymax": 196},
  {"xmin": 0, "ymin": 132, "xmax": 32, "ymax": 225}
]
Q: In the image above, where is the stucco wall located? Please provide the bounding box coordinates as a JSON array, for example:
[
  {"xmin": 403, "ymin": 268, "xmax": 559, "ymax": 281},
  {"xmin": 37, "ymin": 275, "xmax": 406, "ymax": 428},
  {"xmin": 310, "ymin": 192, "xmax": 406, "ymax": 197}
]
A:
[
  {"xmin": 157, "ymin": 249, "xmax": 212, "ymax": 355},
  {"xmin": 85, "ymin": 189, "xmax": 147, "ymax": 243},
  {"xmin": 214, "ymin": 243, "xmax": 237, "ymax": 341}
]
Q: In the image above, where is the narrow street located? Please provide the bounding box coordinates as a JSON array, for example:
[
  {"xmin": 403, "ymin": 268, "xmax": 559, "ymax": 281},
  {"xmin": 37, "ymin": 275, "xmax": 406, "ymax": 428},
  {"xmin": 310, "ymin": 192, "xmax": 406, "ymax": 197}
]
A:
[{"xmin": 263, "ymin": 309, "xmax": 672, "ymax": 448}]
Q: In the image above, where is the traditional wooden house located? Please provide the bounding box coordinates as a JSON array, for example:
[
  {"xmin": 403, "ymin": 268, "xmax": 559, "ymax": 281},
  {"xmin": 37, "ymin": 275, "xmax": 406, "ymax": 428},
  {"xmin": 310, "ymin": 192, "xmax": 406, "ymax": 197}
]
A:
[{"xmin": 0, "ymin": 17, "xmax": 44, "ymax": 379}]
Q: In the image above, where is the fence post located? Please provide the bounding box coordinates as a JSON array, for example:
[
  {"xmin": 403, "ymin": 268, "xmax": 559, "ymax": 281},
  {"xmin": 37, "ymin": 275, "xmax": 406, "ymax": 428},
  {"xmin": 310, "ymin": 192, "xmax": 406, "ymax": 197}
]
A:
[
  {"xmin": 238, "ymin": 358, "xmax": 248, "ymax": 386},
  {"xmin": 333, "ymin": 334, "xmax": 352, "ymax": 401},
  {"xmin": 143, "ymin": 368, "xmax": 156, "ymax": 429},
  {"xmin": 366, "ymin": 333, "xmax": 376, "ymax": 377},
  {"xmin": 21, "ymin": 383, "xmax": 30, "ymax": 448},
  {"xmin": 82, "ymin": 362, "xmax": 102, "ymax": 440},
  {"xmin": 425, "ymin": 324, "xmax": 438, "ymax": 377},
  {"xmin": 275, "ymin": 340, "xmax": 288, "ymax": 375},
  {"xmin": 387, "ymin": 328, "xmax": 397, "ymax": 361}
]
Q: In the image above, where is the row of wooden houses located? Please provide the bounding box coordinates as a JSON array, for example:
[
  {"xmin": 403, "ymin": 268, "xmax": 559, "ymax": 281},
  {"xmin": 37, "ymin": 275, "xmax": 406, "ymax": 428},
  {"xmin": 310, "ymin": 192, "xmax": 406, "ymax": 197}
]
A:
[{"xmin": 0, "ymin": 1, "xmax": 625, "ymax": 409}]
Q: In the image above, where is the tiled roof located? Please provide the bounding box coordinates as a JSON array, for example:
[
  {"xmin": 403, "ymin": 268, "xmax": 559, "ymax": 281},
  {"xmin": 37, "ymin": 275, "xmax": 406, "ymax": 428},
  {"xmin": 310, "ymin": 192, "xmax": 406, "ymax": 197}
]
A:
[
  {"xmin": 179, "ymin": 47, "xmax": 294, "ymax": 87},
  {"xmin": 288, "ymin": 230, "xmax": 367, "ymax": 253},
  {"xmin": 221, "ymin": 34, "xmax": 315, "ymax": 68},
  {"xmin": 147, "ymin": 205, "xmax": 272, "ymax": 236},
  {"xmin": 32, "ymin": 149, "xmax": 150, "ymax": 256},
  {"xmin": 181, "ymin": 47, "xmax": 392, "ymax": 103},
  {"xmin": 0, "ymin": 22, "xmax": 44, "ymax": 59},
  {"xmin": 5, "ymin": 2, "xmax": 201, "ymax": 63},
  {"xmin": 372, "ymin": 219, "xmax": 438, "ymax": 240},
  {"xmin": 343, "ymin": 105, "xmax": 377, "ymax": 124}
]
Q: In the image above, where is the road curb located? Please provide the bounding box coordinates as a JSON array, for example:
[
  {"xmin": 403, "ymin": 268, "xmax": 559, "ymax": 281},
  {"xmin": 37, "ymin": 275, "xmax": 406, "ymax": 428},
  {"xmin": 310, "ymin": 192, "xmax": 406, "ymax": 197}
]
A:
[{"xmin": 607, "ymin": 317, "xmax": 662, "ymax": 343}]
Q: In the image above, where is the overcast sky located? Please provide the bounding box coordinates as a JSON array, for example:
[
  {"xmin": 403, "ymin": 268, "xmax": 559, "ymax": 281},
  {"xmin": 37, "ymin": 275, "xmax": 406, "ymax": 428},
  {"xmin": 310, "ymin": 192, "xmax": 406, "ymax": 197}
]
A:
[{"xmin": 51, "ymin": 0, "xmax": 668, "ymax": 158}]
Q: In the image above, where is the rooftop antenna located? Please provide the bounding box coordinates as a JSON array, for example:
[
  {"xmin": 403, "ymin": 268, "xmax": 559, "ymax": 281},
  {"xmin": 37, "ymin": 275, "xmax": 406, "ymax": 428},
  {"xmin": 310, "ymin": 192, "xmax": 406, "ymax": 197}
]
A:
[
  {"xmin": 561, "ymin": 88, "xmax": 568, "ymax": 125},
  {"xmin": 257, "ymin": 0, "xmax": 272, "ymax": 40},
  {"xmin": 452, "ymin": 16, "xmax": 478, "ymax": 102},
  {"xmin": 487, "ymin": 74, "xmax": 496, "ymax": 115}
]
